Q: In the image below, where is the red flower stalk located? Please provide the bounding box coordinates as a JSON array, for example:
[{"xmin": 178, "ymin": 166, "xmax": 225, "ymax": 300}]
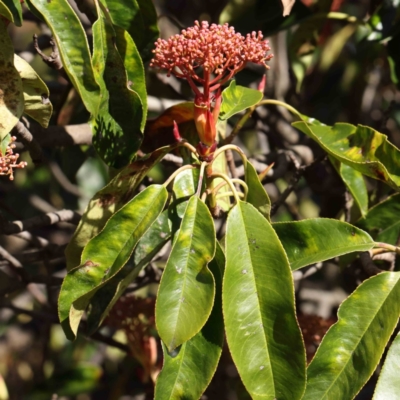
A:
[
  {"xmin": 150, "ymin": 21, "xmax": 273, "ymax": 159},
  {"xmin": 0, "ymin": 136, "xmax": 27, "ymax": 180}
]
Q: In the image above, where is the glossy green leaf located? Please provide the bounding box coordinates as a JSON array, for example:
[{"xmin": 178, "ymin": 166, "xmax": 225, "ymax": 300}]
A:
[
  {"xmin": 156, "ymin": 196, "xmax": 216, "ymax": 351},
  {"xmin": 65, "ymin": 145, "xmax": 173, "ymax": 271},
  {"xmin": 155, "ymin": 243, "xmax": 224, "ymax": 400},
  {"xmin": 171, "ymin": 168, "xmax": 200, "ymax": 218},
  {"xmin": 59, "ymin": 184, "xmax": 168, "ymax": 339},
  {"xmin": 330, "ymin": 156, "xmax": 368, "ymax": 216},
  {"xmin": 0, "ymin": 134, "xmax": 11, "ymax": 156},
  {"xmin": 303, "ymin": 272, "xmax": 400, "ymax": 400},
  {"xmin": 114, "ymin": 26, "xmax": 147, "ymax": 127},
  {"xmin": 373, "ymin": 332, "xmax": 400, "ymax": 400},
  {"xmin": 219, "ymin": 80, "xmax": 262, "ymax": 121},
  {"xmin": 357, "ymin": 193, "xmax": 400, "ymax": 245},
  {"xmin": 86, "ymin": 210, "xmax": 171, "ymax": 334},
  {"xmin": 294, "ymin": 119, "xmax": 400, "ymax": 189},
  {"xmin": 245, "ymin": 161, "xmax": 271, "ymax": 220},
  {"xmin": 273, "ymin": 219, "xmax": 374, "ymax": 271},
  {"xmin": 0, "ymin": 0, "xmax": 22, "ymax": 26},
  {"xmin": 101, "ymin": 0, "xmax": 158, "ymax": 62},
  {"xmin": 91, "ymin": 1, "xmax": 144, "ymax": 168},
  {"xmin": 0, "ymin": 19, "xmax": 24, "ymax": 142},
  {"xmin": 27, "ymin": 0, "xmax": 100, "ymax": 115},
  {"xmin": 223, "ymin": 201, "xmax": 306, "ymax": 400},
  {"xmin": 211, "ymin": 150, "xmax": 231, "ymax": 213},
  {"xmin": 13, "ymin": 54, "xmax": 52, "ymax": 127}
]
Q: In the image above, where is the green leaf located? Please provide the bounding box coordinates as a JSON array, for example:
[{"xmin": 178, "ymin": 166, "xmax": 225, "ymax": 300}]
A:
[
  {"xmin": 59, "ymin": 184, "xmax": 168, "ymax": 340},
  {"xmin": 330, "ymin": 156, "xmax": 368, "ymax": 217},
  {"xmin": 13, "ymin": 54, "xmax": 52, "ymax": 128},
  {"xmin": 154, "ymin": 243, "xmax": 224, "ymax": 400},
  {"xmin": 171, "ymin": 168, "xmax": 200, "ymax": 219},
  {"xmin": 101, "ymin": 0, "xmax": 158, "ymax": 62},
  {"xmin": 114, "ymin": 26, "xmax": 147, "ymax": 128},
  {"xmin": 373, "ymin": 332, "xmax": 400, "ymax": 400},
  {"xmin": 91, "ymin": 1, "xmax": 144, "ymax": 168},
  {"xmin": 65, "ymin": 145, "xmax": 172, "ymax": 271},
  {"xmin": 219, "ymin": 80, "xmax": 262, "ymax": 121},
  {"xmin": 223, "ymin": 201, "xmax": 306, "ymax": 400},
  {"xmin": 86, "ymin": 209, "xmax": 171, "ymax": 334},
  {"xmin": 357, "ymin": 193, "xmax": 400, "ymax": 245},
  {"xmin": 245, "ymin": 161, "xmax": 271, "ymax": 220},
  {"xmin": 273, "ymin": 219, "xmax": 374, "ymax": 271},
  {"xmin": 0, "ymin": 19, "xmax": 24, "ymax": 142},
  {"xmin": 156, "ymin": 196, "xmax": 216, "ymax": 351},
  {"xmin": 0, "ymin": 0, "xmax": 22, "ymax": 26},
  {"xmin": 293, "ymin": 119, "xmax": 400, "ymax": 190},
  {"xmin": 303, "ymin": 272, "xmax": 400, "ymax": 400},
  {"xmin": 27, "ymin": 0, "xmax": 100, "ymax": 115}
]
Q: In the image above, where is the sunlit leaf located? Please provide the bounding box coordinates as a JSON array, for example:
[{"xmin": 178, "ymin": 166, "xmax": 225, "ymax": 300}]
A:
[
  {"xmin": 86, "ymin": 210, "xmax": 171, "ymax": 334},
  {"xmin": 273, "ymin": 219, "xmax": 374, "ymax": 270},
  {"xmin": 0, "ymin": 19, "xmax": 24, "ymax": 142},
  {"xmin": 330, "ymin": 156, "xmax": 368, "ymax": 217},
  {"xmin": 373, "ymin": 332, "xmax": 400, "ymax": 400},
  {"xmin": 223, "ymin": 201, "xmax": 306, "ymax": 399},
  {"xmin": 27, "ymin": 0, "xmax": 100, "ymax": 115},
  {"xmin": 357, "ymin": 193, "xmax": 400, "ymax": 245},
  {"xmin": 13, "ymin": 54, "xmax": 52, "ymax": 127},
  {"xmin": 155, "ymin": 243, "xmax": 224, "ymax": 400},
  {"xmin": 59, "ymin": 185, "xmax": 168, "ymax": 340},
  {"xmin": 156, "ymin": 196, "xmax": 216, "ymax": 351},
  {"xmin": 64, "ymin": 143, "xmax": 174, "ymax": 271},
  {"xmin": 303, "ymin": 272, "xmax": 400, "ymax": 400},
  {"xmin": 294, "ymin": 119, "xmax": 400, "ymax": 189},
  {"xmin": 219, "ymin": 80, "xmax": 262, "ymax": 121},
  {"xmin": 245, "ymin": 161, "xmax": 271, "ymax": 220}
]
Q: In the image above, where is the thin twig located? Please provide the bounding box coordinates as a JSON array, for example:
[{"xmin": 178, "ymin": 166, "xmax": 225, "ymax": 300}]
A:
[
  {"xmin": 12, "ymin": 121, "xmax": 43, "ymax": 165},
  {"xmin": 270, "ymin": 154, "xmax": 326, "ymax": 216},
  {"xmin": 0, "ymin": 209, "xmax": 81, "ymax": 235},
  {"xmin": 33, "ymin": 34, "xmax": 64, "ymax": 71}
]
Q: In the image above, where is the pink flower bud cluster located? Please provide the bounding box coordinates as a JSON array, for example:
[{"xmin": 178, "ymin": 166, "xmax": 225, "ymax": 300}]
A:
[
  {"xmin": 0, "ymin": 136, "xmax": 27, "ymax": 180},
  {"xmin": 150, "ymin": 20, "xmax": 273, "ymax": 87}
]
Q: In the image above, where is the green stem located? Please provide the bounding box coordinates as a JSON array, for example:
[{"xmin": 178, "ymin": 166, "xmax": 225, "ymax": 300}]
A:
[
  {"xmin": 209, "ymin": 172, "xmax": 240, "ymax": 204},
  {"xmin": 258, "ymin": 99, "xmax": 303, "ymax": 120},
  {"xmin": 180, "ymin": 140, "xmax": 199, "ymax": 156},
  {"xmin": 211, "ymin": 144, "xmax": 247, "ymax": 170},
  {"xmin": 163, "ymin": 164, "xmax": 197, "ymax": 188},
  {"xmin": 374, "ymin": 242, "xmax": 400, "ymax": 256},
  {"xmin": 215, "ymin": 191, "xmax": 244, "ymax": 200},
  {"xmin": 196, "ymin": 162, "xmax": 208, "ymax": 196},
  {"xmin": 231, "ymin": 179, "xmax": 248, "ymax": 200}
]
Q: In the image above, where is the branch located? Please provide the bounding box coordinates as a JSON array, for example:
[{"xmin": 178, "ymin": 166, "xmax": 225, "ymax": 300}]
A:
[
  {"xmin": 0, "ymin": 209, "xmax": 81, "ymax": 235},
  {"xmin": 12, "ymin": 121, "xmax": 43, "ymax": 165},
  {"xmin": 33, "ymin": 34, "xmax": 64, "ymax": 72},
  {"xmin": 31, "ymin": 123, "xmax": 93, "ymax": 147},
  {"xmin": 270, "ymin": 154, "xmax": 326, "ymax": 216}
]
